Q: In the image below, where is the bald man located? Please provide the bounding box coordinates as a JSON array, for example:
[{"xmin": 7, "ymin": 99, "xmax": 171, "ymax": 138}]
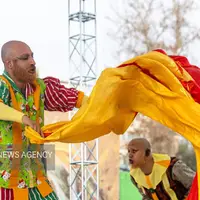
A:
[
  {"xmin": 128, "ymin": 138, "xmax": 195, "ymax": 200},
  {"xmin": 0, "ymin": 40, "xmax": 88, "ymax": 200}
]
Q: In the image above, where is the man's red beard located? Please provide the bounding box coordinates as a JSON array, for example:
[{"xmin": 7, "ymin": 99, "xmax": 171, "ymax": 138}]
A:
[{"xmin": 13, "ymin": 65, "xmax": 36, "ymax": 84}]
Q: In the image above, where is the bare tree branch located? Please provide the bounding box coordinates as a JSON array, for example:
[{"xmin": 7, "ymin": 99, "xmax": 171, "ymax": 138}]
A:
[
  {"xmin": 111, "ymin": 0, "xmax": 199, "ymax": 162},
  {"xmin": 111, "ymin": 0, "xmax": 200, "ymax": 58}
]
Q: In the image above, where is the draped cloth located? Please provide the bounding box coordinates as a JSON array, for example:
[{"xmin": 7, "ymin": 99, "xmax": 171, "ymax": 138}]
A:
[{"xmin": 25, "ymin": 50, "xmax": 200, "ymax": 199}]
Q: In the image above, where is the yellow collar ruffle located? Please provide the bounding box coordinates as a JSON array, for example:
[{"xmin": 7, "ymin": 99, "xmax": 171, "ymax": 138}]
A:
[{"xmin": 130, "ymin": 154, "xmax": 170, "ymax": 189}]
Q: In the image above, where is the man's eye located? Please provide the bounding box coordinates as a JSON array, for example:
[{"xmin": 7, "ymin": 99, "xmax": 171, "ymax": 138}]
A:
[
  {"xmin": 21, "ymin": 56, "xmax": 29, "ymax": 60},
  {"xmin": 18, "ymin": 56, "xmax": 29, "ymax": 60}
]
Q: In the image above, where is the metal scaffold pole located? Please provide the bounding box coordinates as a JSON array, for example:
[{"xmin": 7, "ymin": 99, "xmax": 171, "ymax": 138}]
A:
[{"xmin": 68, "ymin": 0, "xmax": 99, "ymax": 199}]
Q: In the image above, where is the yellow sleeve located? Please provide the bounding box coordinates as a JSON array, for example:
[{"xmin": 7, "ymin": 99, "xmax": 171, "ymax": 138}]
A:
[{"xmin": 0, "ymin": 102, "xmax": 24, "ymax": 123}]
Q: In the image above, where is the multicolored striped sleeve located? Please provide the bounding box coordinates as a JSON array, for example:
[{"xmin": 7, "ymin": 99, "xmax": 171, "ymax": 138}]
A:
[
  {"xmin": 0, "ymin": 79, "xmax": 10, "ymax": 105},
  {"xmin": 43, "ymin": 77, "xmax": 83, "ymax": 112}
]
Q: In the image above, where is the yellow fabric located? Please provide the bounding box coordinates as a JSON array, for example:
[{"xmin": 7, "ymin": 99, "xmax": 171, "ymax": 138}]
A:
[
  {"xmin": 130, "ymin": 154, "xmax": 170, "ymax": 189},
  {"xmin": 81, "ymin": 95, "xmax": 89, "ymax": 107},
  {"xmin": 0, "ymin": 102, "xmax": 24, "ymax": 123},
  {"xmin": 130, "ymin": 154, "xmax": 176, "ymax": 200},
  {"xmin": 162, "ymin": 173, "xmax": 178, "ymax": 200},
  {"xmin": 24, "ymin": 51, "xmax": 200, "ymax": 199}
]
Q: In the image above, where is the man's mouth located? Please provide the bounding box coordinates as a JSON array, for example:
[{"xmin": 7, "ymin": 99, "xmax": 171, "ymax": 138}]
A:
[
  {"xmin": 28, "ymin": 68, "xmax": 36, "ymax": 74},
  {"xmin": 129, "ymin": 159, "xmax": 134, "ymax": 164}
]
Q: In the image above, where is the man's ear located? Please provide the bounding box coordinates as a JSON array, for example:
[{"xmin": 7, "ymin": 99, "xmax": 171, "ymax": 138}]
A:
[
  {"xmin": 6, "ymin": 60, "xmax": 13, "ymax": 69},
  {"xmin": 145, "ymin": 149, "xmax": 151, "ymax": 157}
]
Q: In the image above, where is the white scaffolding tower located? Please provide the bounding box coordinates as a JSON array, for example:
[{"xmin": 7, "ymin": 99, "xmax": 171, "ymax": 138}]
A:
[{"xmin": 68, "ymin": 0, "xmax": 99, "ymax": 199}]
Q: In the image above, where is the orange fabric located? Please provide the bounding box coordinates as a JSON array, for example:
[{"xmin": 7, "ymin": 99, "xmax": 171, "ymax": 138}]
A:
[
  {"xmin": 155, "ymin": 160, "xmax": 170, "ymax": 168},
  {"xmin": 37, "ymin": 177, "xmax": 53, "ymax": 197},
  {"xmin": 32, "ymin": 81, "xmax": 53, "ymax": 197},
  {"xmin": 145, "ymin": 176, "xmax": 153, "ymax": 188},
  {"xmin": 0, "ymin": 76, "xmax": 22, "ymax": 188},
  {"xmin": 145, "ymin": 176, "xmax": 159, "ymax": 200},
  {"xmin": 0, "ymin": 76, "xmax": 52, "ymax": 198},
  {"xmin": 33, "ymin": 80, "xmax": 41, "ymax": 111},
  {"xmin": 13, "ymin": 187, "xmax": 28, "ymax": 200},
  {"xmin": 75, "ymin": 91, "xmax": 84, "ymax": 108}
]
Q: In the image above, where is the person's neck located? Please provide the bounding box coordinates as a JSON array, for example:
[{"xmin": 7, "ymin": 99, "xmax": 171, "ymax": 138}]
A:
[
  {"xmin": 7, "ymin": 72, "xmax": 26, "ymax": 91},
  {"xmin": 140, "ymin": 156, "xmax": 154, "ymax": 175}
]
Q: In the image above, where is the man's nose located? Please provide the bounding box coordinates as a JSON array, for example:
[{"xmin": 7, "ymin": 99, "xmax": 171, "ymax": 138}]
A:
[
  {"xmin": 129, "ymin": 153, "xmax": 133, "ymax": 158},
  {"xmin": 29, "ymin": 57, "xmax": 36, "ymax": 65}
]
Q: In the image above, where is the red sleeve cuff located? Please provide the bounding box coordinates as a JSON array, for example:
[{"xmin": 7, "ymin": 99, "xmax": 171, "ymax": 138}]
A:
[{"xmin": 75, "ymin": 91, "xmax": 84, "ymax": 108}]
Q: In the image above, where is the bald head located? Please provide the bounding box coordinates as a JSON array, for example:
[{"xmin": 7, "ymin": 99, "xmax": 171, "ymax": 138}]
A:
[
  {"xmin": 1, "ymin": 40, "xmax": 30, "ymax": 63},
  {"xmin": 0, "ymin": 40, "xmax": 36, "ymax": 85},
  {"xmin": 128, "ymin": 138, "xmax": 152, "ymax": 168},
  {"xmin": 128, "ymin": 138, "xmax": 151, "ymax": 151}
]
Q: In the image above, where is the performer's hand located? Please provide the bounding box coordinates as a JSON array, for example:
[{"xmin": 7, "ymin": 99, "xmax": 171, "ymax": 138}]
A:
[{"xmin": 22, "ymin": 115, "xmax": 44, "ymax": 137}]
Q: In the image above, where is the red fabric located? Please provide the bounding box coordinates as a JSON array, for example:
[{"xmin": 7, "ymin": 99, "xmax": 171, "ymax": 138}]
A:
[
  {"xmin": 169, "ymin": 55, "xmax": 200, "ymax": 104},
  {"xmin": 43, "ymin": 77, "xmax": 78, "ymax": 112},
  {"xmin": 187, "ymin": 174, "xmax": 198, "ymax": 200},
  {"xmin": 1, "ymin": 188, "xmax": 14, "ymax": 200},
  {"xmin": 154, "ymin": 49, "xmax": 200, "ymax": 104},
  {"xmin": 154, "ymin": 49, "xmax": 199, "ymax": 200},
  {"xmin": 153, "ymin": 49, "xmax": 167, "ymax": 55},
  {"xmin": 25, "ymin": 77, "xmax": 79, "ymax": 112}
]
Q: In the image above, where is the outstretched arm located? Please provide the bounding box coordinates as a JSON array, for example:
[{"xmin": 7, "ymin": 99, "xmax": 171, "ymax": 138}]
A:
[
  {"xmin": 0, "ymin": 102, "xmax": 24, "ymax": 123},
  {"xmin": 43, "ymin": 77, "xmax": 88, "ymax": 112}
]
